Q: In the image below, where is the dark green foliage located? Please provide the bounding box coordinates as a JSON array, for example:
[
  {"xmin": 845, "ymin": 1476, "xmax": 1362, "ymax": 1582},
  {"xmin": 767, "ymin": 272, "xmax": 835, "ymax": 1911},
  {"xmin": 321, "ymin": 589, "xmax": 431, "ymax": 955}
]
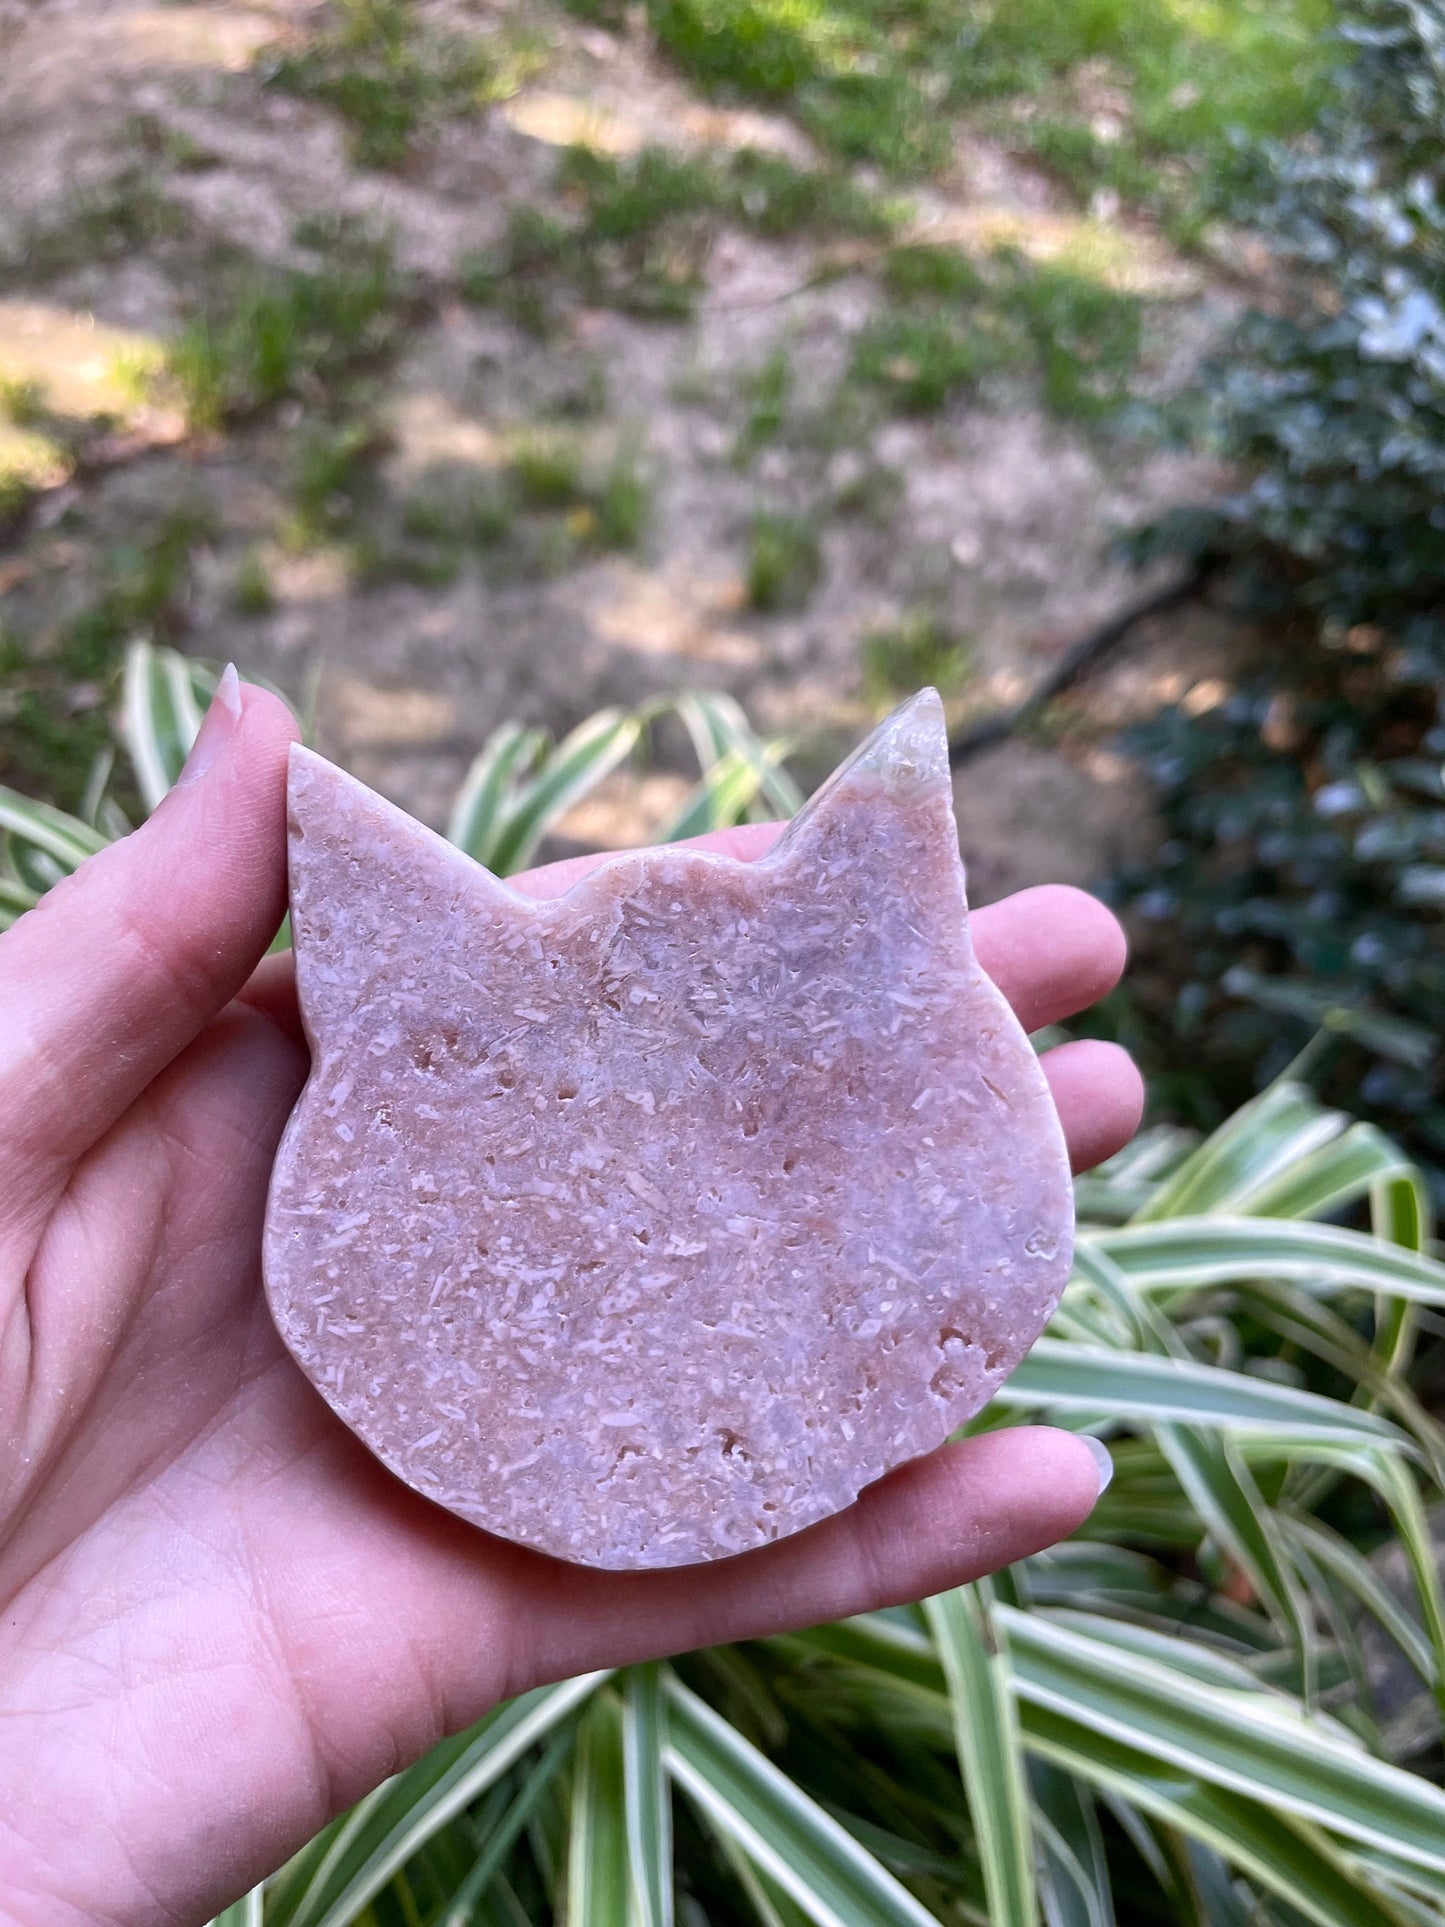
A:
[
  {"xmin": 263, "ymin": 0, "xmax": 536, "ymax": 170},
  {"xmin": 288, "ymin": 418, "xmax": 384, "ymax": 542},
  {"xmin": 1112, "ymin": 0, "xmax": 1445, "ymax": 1175}
]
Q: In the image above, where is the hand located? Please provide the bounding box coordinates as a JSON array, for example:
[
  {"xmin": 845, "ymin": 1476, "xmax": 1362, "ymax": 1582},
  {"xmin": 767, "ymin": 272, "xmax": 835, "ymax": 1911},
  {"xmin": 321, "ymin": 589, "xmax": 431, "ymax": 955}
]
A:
[{"xmin": 0, "ymin": 678, "xmax": 1143, "ymax": 1926}]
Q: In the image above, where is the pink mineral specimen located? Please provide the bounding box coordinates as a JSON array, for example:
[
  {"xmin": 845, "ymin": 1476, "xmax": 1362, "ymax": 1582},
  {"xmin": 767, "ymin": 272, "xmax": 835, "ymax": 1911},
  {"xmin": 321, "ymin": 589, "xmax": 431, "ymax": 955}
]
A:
[{"xmin": 263, "ymin": 691, "xmax": 1074, "ymax": 1569}]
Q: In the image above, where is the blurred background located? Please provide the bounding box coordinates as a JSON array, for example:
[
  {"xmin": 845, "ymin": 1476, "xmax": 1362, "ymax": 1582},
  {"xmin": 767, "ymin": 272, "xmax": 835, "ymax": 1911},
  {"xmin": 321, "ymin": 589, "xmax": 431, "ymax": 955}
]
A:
[{"xmin": 1, "ymin": 0, "xmax": 1441, "ymax": 1187}]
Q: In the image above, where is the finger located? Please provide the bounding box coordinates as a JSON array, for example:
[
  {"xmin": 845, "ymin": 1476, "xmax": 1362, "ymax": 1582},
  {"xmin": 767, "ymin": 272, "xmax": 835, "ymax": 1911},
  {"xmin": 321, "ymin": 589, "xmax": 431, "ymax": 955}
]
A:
[
  {"xmin": 236, "ymin": 950, "xmax": 305, "ymax": 1052},
  {"xmin": 1041, "ymin": 1039, "xmax": 1145, "ymax": 1173},
  {"xmin": 499, "ymin": 1426, "xmax": 1103, "ymax": 1692},
  {"xmin": 0, "ymin": 673, "xmax": 298, "ymax": 1179},
  {"xmin": 969, "ymin": 885, "xmax": 1127, "ymax": 1031}
]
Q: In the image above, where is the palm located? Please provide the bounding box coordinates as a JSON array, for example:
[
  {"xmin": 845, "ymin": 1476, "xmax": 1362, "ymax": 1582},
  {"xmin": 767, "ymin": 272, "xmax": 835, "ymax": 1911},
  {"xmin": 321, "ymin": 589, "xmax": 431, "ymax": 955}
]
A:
[{"xmin": 0, "ymin": 685, "xmax": 1141, "ymax": 1926}]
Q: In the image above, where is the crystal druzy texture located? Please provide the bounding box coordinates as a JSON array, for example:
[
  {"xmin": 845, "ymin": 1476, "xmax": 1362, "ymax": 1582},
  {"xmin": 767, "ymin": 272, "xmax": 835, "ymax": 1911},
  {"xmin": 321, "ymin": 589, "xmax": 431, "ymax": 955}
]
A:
[{"xmin": 264, "ymin": 692, "xmax": 1074, "ymax": 1569}]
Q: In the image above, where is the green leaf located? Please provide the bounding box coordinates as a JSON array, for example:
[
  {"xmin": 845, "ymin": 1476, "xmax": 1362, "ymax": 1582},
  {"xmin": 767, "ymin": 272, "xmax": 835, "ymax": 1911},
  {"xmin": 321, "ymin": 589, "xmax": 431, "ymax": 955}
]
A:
[
  {"xmin": 120, "ymin": 636, "xmax": 214, "ymax": 810},
  {"xmin": 0, "ymin": 784, "xmax": 109, "ymax": 871},
  {"xmin": 206, "ymin": 1887, "xmax": 264, "ymax": 1927},
  {"xmin": 447, "ymin": 722, "xmax": 550, "ymax": 867},
  {"xmin": 1029, "ymin": 1761, "xmax": 1113, "ymax": 1927},
  {"xmin": 994, "ymin": 1339, "xmax": 1403, "ymax": 1441},
  {"xmin": 1022, "ymin": 1700, "xmax": 1417, "ymax": 1927},
  {"xmin": 570, "ymin": 1690, "xmax": 633, "ymax": 1927},
  {"xmin": 923, "ymin": 1583, "xmax": 1037, "ymax": 1927},
  {"xmin": 663, "ymin": 1673, "xmax": 939, "ymax": 1927},
  {"xmin": 1236, "ymin": 1122, "xmax": 1419, "ymax": 1223},
  {"xmin": 280, "ymin": 1673, "xmax": 608, "ymax": 1927},
  {"xmin": 1152, "ymin": 1424, "xmax": 1311, "ymax": 1680},
  {"xmin": 1001, "ymin": 1609, "xmax": 1445, "ymax": 1870},
  {"xmin": 670, "ymin": 691, "xmax": 804, "ymax": 821},
  {"xmin": 438, "ymin": 1722, "xmax": 575, "ymax": 1927},
  {"xmin": 1090, "ymin": 1218, "xmax": 1445, "ymax": 1305},
  {"xmin": 486, "ymin": 708, "xmax": 648, "ymax": 878},
  {"xmin": 1130, "ymin": 1082, "xmax": 1345, "ymax": 1223},
  {"xmin": 622, "ymin": 1664, "xmax": 674, "ymax": 1927}
]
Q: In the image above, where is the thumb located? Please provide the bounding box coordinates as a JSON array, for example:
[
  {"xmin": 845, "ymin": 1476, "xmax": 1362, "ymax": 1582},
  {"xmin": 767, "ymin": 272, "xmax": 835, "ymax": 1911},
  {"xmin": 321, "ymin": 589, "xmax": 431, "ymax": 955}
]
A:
[{"xmin": 0, "ymin": 669, "xmax": 299, "ymax": 1184}]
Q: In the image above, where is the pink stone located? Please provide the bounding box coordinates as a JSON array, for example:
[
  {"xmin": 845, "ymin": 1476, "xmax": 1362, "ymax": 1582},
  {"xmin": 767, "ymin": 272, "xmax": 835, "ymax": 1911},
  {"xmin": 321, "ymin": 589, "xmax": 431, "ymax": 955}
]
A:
[{"xmin": 263, "ymin": 691, "xmax": 1074, "ymax": 1569}]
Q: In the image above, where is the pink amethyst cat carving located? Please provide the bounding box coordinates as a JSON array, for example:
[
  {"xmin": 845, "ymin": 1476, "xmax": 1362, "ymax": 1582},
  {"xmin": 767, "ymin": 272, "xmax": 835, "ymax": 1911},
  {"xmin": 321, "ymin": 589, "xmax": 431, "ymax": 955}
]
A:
[{"xmin": 263, "ymin": 691, "xmax": 1074, "ymax": 1570}]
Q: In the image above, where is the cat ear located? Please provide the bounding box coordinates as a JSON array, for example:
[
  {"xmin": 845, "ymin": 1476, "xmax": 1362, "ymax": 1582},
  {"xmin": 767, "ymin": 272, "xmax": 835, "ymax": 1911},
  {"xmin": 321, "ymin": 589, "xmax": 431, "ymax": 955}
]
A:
[
  {"xmin": 766, "ymin": 687, "xmax": 954, "ymax": 864},
  {"xmin": 286, "ymin": 746, "xmax": 519, "ymax": 1041}
]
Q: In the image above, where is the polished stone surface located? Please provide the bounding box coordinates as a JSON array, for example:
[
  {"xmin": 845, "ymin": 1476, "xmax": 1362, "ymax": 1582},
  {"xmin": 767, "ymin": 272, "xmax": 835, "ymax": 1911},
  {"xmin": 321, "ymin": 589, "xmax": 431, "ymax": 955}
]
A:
[{"xmin": 264, "ymin": 692, "xmax": 1074, "ymax": 1568}]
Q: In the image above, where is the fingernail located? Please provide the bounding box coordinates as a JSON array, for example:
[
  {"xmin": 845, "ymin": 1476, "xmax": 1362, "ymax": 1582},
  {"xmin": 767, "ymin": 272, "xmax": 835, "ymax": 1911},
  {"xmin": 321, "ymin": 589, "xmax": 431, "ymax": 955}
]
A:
[
  {"xmin": 1082, "ymin": 1434, "xmax": 1114, "ymax": 1497},
  {"xmin": 176, "ymin": 665, "xmax": 243, "ymax": 789}
]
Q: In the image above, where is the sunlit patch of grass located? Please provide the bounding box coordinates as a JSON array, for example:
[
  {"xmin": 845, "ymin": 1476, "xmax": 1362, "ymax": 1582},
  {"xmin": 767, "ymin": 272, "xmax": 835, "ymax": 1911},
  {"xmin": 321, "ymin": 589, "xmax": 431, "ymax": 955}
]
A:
[
  {"xmin": 746, "ymin": 506, "xmax": 821, "ymax": 611},
  {"xmin": 561, "ymin": 0, "xmax": 1331, "ymax": 219},
  {"xmin": 0, "ymin": 425, "xmax": 72, "ymax": 523},
  {"xmin": 263, "ymin": 0, "xmax": 545, "ymax": 170},
  {"xmin": 861, "ymin": 609, "xmax": 972, "ymax": 703},
  {"xmin": 564, "ymin": 0, "xmax": 947, "ymax": 175}
]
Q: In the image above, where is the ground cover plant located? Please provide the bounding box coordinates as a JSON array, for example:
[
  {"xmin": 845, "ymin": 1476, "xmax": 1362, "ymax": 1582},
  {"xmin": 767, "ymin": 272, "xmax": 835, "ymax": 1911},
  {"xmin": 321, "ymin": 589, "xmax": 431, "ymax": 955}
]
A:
[
  {"xmin": 560, "ymin": 0, "xmax": 1330, "ymax": 231},
  {"xmin": 5, "ymin": 653, "xmax": 1445, "ymax": 1925},
  {"xmin": 1109, "ymin": 0, "xmax": 1445, "ymax": 1182},
  {"xmin": 263, "ymin": 0, "xmax": 544, "ymax": 170}
]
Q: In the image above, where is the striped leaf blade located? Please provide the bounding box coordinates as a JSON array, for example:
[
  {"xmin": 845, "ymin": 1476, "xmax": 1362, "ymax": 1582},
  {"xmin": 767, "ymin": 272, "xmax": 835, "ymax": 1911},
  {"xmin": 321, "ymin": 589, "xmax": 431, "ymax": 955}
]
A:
[
  {"xmin": 1001, "ymin": 1609, "xmax": 1445, "ymax": 1870},
  {"xmin": 923, "ymin": 1584, "xmax": 1037, "ymax": 1927},
  {"xmin": 281, "ymin": 1673, "xmax": 608, "ymax": 1927},
  {"xmin": 622, "ymin": 1664, "xmax": 674, "ymax": 1927},
  {"xmin": 994, "ymin": 1340, "xmax": 1402, "ymax": 1440},
  {"xmin": 1091, "ymin": 1219, "xmax": 1445, "ymax": 1304},
  {"xmin": 570, "ymin": 1690, "xmax": 633, "ymax": 1927},
  {"xmin": 663, "ymin": 1673, "xmax": 939, "ymax": 1927}
]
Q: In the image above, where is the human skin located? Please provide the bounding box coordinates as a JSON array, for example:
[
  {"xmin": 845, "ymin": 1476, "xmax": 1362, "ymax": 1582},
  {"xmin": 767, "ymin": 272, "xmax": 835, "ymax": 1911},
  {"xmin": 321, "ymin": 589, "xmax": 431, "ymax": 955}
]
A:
[{"xmin": 0, "ymin": 677, "xmax": 1143, "ymax": 1926}]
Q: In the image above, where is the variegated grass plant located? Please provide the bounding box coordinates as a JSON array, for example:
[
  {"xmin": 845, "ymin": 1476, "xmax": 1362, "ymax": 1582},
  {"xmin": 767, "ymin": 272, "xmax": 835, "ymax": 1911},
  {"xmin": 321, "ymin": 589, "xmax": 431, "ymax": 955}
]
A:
[{"xmin": 5, "ymin": 646, "xmax": 1445, "ymax": 1927}]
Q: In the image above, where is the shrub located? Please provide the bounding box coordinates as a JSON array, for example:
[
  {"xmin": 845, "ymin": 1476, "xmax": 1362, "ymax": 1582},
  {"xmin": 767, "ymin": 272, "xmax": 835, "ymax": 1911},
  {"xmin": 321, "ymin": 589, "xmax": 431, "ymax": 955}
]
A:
[{"xmin": 1112, "ymin": 0, "xmax": 1445, "ymax": 1179}]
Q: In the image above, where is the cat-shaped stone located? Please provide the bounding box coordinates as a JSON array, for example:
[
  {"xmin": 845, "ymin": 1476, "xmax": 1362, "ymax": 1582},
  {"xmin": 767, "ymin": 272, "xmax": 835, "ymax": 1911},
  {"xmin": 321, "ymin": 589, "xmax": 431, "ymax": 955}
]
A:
[{"xmin": 263, "ymin": 690, "xmax": 1073, "ymax": 1569}]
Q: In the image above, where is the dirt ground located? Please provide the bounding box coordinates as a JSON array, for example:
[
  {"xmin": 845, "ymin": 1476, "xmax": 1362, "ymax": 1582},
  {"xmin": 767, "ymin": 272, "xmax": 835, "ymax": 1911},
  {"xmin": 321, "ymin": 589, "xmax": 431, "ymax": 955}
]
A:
[{"xmin": 0, "ymin": 0, "xmax": 1256, "ymax": 899}]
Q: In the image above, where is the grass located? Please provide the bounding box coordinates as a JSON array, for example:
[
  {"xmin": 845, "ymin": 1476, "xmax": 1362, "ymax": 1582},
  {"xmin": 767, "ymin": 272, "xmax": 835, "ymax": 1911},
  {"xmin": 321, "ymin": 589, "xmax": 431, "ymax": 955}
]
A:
[
  {"xmin": 733, "ymin": 345, "xmax": 793, "ymax": 461},
  {"xmin": 562, "ymin": 0, "xmax": 1331, "ymax": 221},
  {"xmin": 848, "ymin": 243, "xmax": 1143, "ymax": 421},
  {"xmin": 746, "ymin": 507, "xmax": 821, "ymax": 611},
  {"xmin": 163, "ymin": 223, "xmax": 405, "ymax": 431},
  {"xmin": 263, "ymin": 0, "xmax": 544, "ymax": 170},
  {"xmin": 861, "ymin": 610, "xmax": 971, "ymax": 702},
  {"xmin": 459, "ymin": 142, "xmax": 892, "ymax": 331},
  {"xmin": 8, "ymin": 166, "xmax": 186, "ymax": 280},
  {"xmin": 0, "ymin": 509, "xmax": 210, "ymax": 809}
]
